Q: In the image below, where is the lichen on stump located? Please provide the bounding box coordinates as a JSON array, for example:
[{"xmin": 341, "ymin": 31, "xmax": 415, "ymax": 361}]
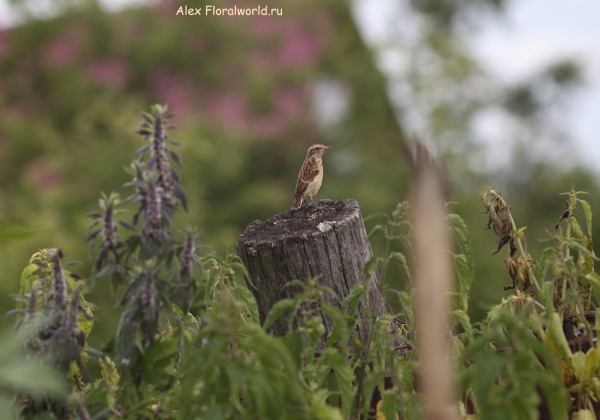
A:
[{"xmin": 236, "ymin": 199, "xmax": 393, "ymax": 345}]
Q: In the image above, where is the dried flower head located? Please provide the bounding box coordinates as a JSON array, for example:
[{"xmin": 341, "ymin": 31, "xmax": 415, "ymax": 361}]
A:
[
  {"xmin": 48, "ymin": 248, "xmax": 66, "ymax": 309},
  {"xmin": 135, "ymin": 104, "xmax": 187, "ymax": 212},
  {"xmin": 86, "ymin": 192, "xmax": 129, "ymax": 272}
]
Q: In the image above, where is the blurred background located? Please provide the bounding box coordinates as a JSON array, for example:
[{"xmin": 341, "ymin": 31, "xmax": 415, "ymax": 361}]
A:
[{"xmin": 0, "ymin": 0, "xmax": 598, "ymax": 347}]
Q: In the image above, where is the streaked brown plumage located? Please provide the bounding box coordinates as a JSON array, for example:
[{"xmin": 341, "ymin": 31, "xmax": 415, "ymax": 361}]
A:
[{"xmin": 292, "ymin": 144, "xmax": 330, "ymax": 210}]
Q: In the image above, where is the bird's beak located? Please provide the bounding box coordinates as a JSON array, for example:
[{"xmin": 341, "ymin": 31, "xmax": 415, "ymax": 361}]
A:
[{"xmin": 324, "ymin": 146, "xmax": 331, "ymax": 150}]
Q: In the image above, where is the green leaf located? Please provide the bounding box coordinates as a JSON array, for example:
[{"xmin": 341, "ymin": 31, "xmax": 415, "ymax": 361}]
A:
[
  {"xmin": 0, "ymin": 331, "xmax": 68, "ymax": 399},
  {"xmin": 580, "ymin": 199, "xmax": 593, "ymax": 234},
  {"xmin": 390, "ymin": 252, "xmax": 410, "ymax": 281},
  {"xmin": 140, "ymin": 110, "xmax": 155, "ymax": 124},
  {"xmin": 544, "ymin": 312, "xmax": 574, "ymax": 369},
  {"xmin": 312, "ymin": 401, "xmax": 344, "ymax": 420},
  {"xmin": 263, "ymin": 299, "xmax": 295, "ymax": 330},
  {"xmin": 204, "ymin": 268, "xmax": 220, "ymax": 301},
  {"xmin": 448, "ymin": 213, "xmax": 474, "ymax": 271},
  {"xmin": 572, "ymin": 351, "xmax": 586, "ymax": 382},
  {"xmin": 362, "ymin": 255, "xmax": 379, "ymax": 281},
  {"xmin": 235, "ymin": 284, "xmax": 260, "ymax": 322},
  {"xmin": 99, "ymin": 356, "xmax": 120, "ymax": 410},
  {"xmin": 344, "ymin": 285, "xmax": 364, "ymax": 316},
  {"xmin": 539, "ymin": 247, "xmax": 558, "ymax": 283},
  {"xmin": 569, "ymin": 217, "xmax": 583, "ymax": 239},
  {"xmin": 537, "ymin": 371, "xmax": 569, "ymax": 420},
  {"xmin": 587, "ymin": 272, "xmax": 600, "ymax": 304},
  {"xmin": 368, "ymin": 224, "xmax": 386, "ymax": 239},
  {"xmin": 328, "ymin": 351, "xmax": 354, "ymax": 417},
  {"xmin": 453, "ymin": 309, "xmax": 474, "ymax": 342},
  {"xmin": 282, "ymin": 331, "xmax": 304, "ymax": 370},
  {"xmin": 379, "ymin": 389, "xmax": 399, "ymax": 420},
  {"xmin": 230, "ymin": 261, "xmax": 250, "ymax": 281},
  {"xmin": 0, "ymin": 359, "xmax": 67, "ymax": 398},
  {"xmin": 224, "ymin": 362, "xmax": 253, "ymax": 397},
  {"xmin": 322, "ymin": 304, "xmax": 351, "ymax": 349},
  {"xmin": 584, "ymin": 348, "xmax": 599, "ymax": 387},
  {"xmin": 19, "ymin": 263, "xmax": 39, "ymax": 295},
  {"xmin": 454, "ymin": 254, "xmax": 474, "ymax": 311},
  {"xmin": 396, "ymin": 289, "xmax": 415, "ymax": 333},
  {"xmin": 360, "ymin": 367, "xmax": 386, "ymax": 416}
]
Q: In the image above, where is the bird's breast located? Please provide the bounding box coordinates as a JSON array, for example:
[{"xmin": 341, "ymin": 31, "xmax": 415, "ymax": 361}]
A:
[{"xmin": 305, "ymin": 161, "xmax": 324, "ymax": 198}]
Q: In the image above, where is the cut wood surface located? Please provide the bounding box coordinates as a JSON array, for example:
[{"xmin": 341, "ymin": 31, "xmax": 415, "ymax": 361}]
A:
[{"xmin": 236, "ymin": 199, "xmax": 392, "ymax": 344}]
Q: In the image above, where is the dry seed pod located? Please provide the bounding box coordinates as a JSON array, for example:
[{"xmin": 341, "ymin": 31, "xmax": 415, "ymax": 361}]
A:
[{"xmin": 504, "ymin": 257, "xmax": 519, "ymax": 290}]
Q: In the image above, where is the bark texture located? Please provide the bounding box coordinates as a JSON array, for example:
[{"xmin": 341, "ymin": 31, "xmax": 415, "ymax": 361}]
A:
[{"xmin": 236, "ymin": 199, "xmax": 392, "ymax": 344}]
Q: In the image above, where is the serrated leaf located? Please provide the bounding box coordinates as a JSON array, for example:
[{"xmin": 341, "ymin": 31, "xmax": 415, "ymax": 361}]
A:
[
  {"xmin": 344, "ymin": 285, "xmax": 364, "ymax": 316},
  {"xmin": 378, "ymin": 389, "xmax": 399, "ymax": 420},
  {"xmin": 328, "ymin": 351, "xmax": 354, "ymax": 417},
  {"xmin": 580, "ymin": 199, "xmax": 593, "ymax": 234},
  {"xmin": 544, "ymin": 312, "xmax": 573, "ymax": 369},
  {"xmin": 368, "ymin": 224, "xmax": 386, "ymax": 239},
  {"xmin": 448, "ymin": 213, "xmax": 474, "ymax": 270},
  {"xmin": 362, "ymin": 256, "xmax": 379, "ymax": 281},
  {"xmin": 19, "ymin": 264, "xmax": 39, "ymax": 297},
  {"xmin": 230, "ymin": 261, "xmax": 250, "ymax": 281},
  {"xmin": 312, "ymin": 401, "xmax": 344, "ymax": 420},
  {"xmin": 79, "ymin": 304, "xmax": 94, "ymax": 338},
  {"xmin": 282, "ymin": 331, "xmax": 304, "ymax": 370},
  {"xmin": 263, "ymin": 299, "xmax": 295, "ymax": 331},
  {"xmin": 572, "ymin": 351, "xmax": 586, "ymax": 382},
  {"xmin": 396, "ymin": 289, "xmax": 415, "ymax": 333},
  {"xmin": 454, "ymin": 254, "xmax": 474, "ymax": 311},
  {"xmin": 389, "ymin": 252, "xmax": 410, "ymax": 281},
  {"xmin": 540, "ymin": 281, "xmax": 555, "ymax": 315},
  {"xmin": 235, "ymin": 284, "xmax": 259, "ymax": 322},
  {"xmin": 322, "ymin": 304, "xmax": 351, "ymax": 349},
  {"xmin": 588, "ymin": 272, "xmax": 600, "ymax": 304},
  {"xmin": 569, "ymin": 217, "xmax": 583, "ymax": 239},
  {"xmin": 583, "ymin": 348, "xmax": 599, "ymax": 387},
  {"xmin": 453, "ymin": 309, "xmax": 474, "ymax": 342},
  {"xmin": 99, "ymin": 356, "xmax": 120, "ymax": 409}
]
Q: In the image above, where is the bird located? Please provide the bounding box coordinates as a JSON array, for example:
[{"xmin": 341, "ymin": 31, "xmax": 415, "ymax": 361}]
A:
[{"xmin": 291, "ymin": 144, "xmax": 330, "ymax": 210}]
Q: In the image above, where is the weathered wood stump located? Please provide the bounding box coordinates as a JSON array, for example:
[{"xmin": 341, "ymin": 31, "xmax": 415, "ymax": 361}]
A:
[{"xmin": 236, "ymin": 199, "xmax": 393, "ymax": 345}]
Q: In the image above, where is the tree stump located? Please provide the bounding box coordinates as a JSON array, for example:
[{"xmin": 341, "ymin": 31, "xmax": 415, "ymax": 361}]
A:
[{"xmin": 236, "ymin": 199, "xmax": 393, "ymax": 345}]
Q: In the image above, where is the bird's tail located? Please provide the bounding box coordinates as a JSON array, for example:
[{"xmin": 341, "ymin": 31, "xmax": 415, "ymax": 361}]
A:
[{"xmin": 291, "ymin": 197, "xmax": 303, "ymax": 210}]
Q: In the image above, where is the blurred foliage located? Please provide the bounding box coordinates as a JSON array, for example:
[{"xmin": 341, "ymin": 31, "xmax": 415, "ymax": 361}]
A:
[
  {"xmin": 0, "ymin": 329, "xmax": 68, "ymax": 420},
  {"xmin": 0, "ymin": 0, "xmax": 597, "ymax": 355},
  {"xmin": 6, "ymin": 115, "xmax": 600, "ymax": 418},
  {"xmin": 0, "ymin": 0, "xmax": 409, "ymax": 342},
  {"xmin": 5, "ymin": 107, "xmax": 413, "ymax": 418}
]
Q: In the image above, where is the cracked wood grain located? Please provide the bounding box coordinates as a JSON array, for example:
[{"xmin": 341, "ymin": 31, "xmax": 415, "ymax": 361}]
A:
[{"xmin": 236, "ymin": 199, "xmax": 392, "ymax": 348}]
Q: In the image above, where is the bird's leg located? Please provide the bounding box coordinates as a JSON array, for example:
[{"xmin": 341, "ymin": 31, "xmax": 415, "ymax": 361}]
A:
[{"xmin": 310, "ymin": 197, "xmax": 315, "ymax": 204}]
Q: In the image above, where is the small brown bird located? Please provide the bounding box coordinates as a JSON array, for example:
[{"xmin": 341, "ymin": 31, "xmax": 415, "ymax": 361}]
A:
[{"xmin": 292, "ymin": 144, "xmax": 330, "ymax": 210}]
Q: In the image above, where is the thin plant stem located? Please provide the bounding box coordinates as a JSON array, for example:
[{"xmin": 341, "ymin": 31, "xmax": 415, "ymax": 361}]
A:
[{"xmin": 561, "ymin": 212, "xmax": 572, "ymax": 302}]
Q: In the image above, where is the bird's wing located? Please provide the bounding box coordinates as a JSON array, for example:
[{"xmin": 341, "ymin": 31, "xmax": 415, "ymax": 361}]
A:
[{"xmin": 295, "ymin": 158, "xmax": 320, "ymax": 198}]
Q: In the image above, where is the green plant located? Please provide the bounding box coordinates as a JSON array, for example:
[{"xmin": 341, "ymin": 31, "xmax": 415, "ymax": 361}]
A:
[{"xmin": 8, "ymin": 106, "xmax": 600, "ymax": 420}]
